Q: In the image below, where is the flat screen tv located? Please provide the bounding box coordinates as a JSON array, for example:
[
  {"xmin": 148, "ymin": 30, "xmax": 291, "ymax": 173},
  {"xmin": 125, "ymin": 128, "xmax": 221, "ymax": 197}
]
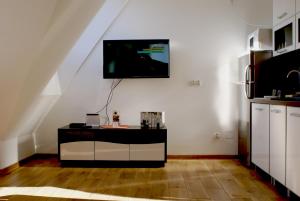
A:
[{"xmin": 103, "ymin": 39, "xmax": 170, "ymax": 78}]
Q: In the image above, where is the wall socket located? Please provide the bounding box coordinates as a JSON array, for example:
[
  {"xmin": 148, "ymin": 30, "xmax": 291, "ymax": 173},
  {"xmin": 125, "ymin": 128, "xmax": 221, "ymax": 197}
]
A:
[
  {"xmin": 189, "ymin": 80, "xmax": 201, "ymax": 86},
  {"xmin": 214, "ymin": 132, "xmax": 234, "ymax": 140},
  {"xmin": 214, "ymin": 132, "xmax": 221, "ymax": 139}
]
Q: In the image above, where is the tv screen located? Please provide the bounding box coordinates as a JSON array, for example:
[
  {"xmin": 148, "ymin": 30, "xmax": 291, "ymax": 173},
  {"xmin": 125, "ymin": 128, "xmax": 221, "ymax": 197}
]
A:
[{"xmin": 103, "ymin": 39, "xmax": 170, "ymax": 78}]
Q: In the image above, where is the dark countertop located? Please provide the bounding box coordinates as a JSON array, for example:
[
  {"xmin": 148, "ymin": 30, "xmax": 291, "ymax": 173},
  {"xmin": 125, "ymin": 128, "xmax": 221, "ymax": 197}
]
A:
[
  {"xmin": 59, "ymin": 124, "xmax": 167, "ymax": 130},
  {"xmin": 250, "ymin": 98, "xmax": 300, "ymax": 107}
]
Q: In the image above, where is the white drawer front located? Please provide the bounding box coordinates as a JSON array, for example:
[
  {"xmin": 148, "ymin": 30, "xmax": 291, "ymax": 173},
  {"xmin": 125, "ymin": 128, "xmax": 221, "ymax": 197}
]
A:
[
  {"xmin": 130, "ymin": 143, "xmax": 165, "ymax": 161},
  {"xmin": 60, "ymin": 141, "xmax": 94, "ymax": 160},
  {"xmin": 95, "ymin": 141, "xmax": 129, "ymax": 161}
]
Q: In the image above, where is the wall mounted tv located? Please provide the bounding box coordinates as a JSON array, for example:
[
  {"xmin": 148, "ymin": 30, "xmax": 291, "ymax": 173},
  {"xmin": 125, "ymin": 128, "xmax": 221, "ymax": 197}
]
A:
[{"xmin": 103, "ymin": 39, "xmax": 170, "ymax": 78}]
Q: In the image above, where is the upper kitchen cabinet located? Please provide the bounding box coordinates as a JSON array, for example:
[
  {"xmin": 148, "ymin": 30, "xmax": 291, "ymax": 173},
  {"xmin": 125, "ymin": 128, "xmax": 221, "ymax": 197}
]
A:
[
  {"xmin": 273, "ymin": 17, "xmax": 295, "ymax": 56},
  {"xmin": 296, "ymin": 0, "xmax": 300, "ymax": 49},
  {"xmin": 296, "ymin": 12, "xmax": 300, "ymax": 49},
  {"xmin": 273, "ymin": 0, "xmax": 295, "ymax": 26}
]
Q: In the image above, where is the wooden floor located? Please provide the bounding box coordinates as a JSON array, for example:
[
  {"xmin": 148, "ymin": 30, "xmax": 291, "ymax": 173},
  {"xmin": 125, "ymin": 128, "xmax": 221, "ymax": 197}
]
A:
[{"xmin": 0, "ymin": 157, "xmax": 288, "ymax": 201}]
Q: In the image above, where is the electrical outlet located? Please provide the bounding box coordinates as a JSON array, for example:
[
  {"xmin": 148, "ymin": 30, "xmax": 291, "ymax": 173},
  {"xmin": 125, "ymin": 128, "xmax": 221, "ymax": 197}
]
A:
[
  {"xmin": 214, "ymin": 132, "xmax": 221, "ymax": 139},
  {"xmin": 194, "ymin": 80, "xmax": 200, "ymax": 85},
  {"xmin": 189, "ymin": 80, "xmax": 201, "ymax": 86}
]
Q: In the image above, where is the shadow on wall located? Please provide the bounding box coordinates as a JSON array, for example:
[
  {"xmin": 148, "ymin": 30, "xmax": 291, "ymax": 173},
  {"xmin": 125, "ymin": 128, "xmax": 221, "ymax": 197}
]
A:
[{"xmin": 15, "ymin": 73, "xmax": 62, "ymax": 160}]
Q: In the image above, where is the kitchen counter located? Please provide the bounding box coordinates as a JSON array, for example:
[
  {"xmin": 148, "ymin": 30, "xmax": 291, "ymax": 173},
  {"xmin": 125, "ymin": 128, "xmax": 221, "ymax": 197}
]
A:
[{"xmin": 250, "ymin": 98, "xmax": 300, "ymax": 107}]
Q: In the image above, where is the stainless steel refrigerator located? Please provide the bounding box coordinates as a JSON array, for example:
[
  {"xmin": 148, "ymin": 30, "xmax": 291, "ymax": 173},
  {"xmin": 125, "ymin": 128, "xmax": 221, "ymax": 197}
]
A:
[{"xmin": 238, "ymin": 50, "xmax": 272, "ymax": 166}]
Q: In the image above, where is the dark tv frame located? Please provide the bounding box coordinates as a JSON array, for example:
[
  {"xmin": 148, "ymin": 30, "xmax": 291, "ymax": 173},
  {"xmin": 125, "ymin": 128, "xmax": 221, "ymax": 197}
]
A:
[{"xmin": 103, "ymin": 39, "xmax": 170, "ymax": 79}]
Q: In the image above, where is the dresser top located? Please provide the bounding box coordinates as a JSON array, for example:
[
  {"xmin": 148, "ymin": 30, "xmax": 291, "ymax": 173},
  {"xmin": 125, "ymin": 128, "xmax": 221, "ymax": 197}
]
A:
[{"xmin": 59, "ymin": 124, "xmax": 167, "ymax": 130}]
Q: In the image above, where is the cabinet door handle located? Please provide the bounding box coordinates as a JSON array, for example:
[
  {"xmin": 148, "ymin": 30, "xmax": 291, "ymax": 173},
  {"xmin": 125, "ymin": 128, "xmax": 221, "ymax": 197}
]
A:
[
  {"xmin": 277, "ymin": 48, "xmax": 287, "ymax": 54},
  {"xmin": 271, "ymin": 109, "xmax": 281, "ymax": 113},
  {"xmin": 255, "ymin": 108, "xmax": 264, "ymax": 111},
  {"xmin": 290, "ymin": 113, "xmax": 300, "ymax": 118},
  {"xmin": 277, "ymin": 12, "xmax": 288, "ymax": 19}
]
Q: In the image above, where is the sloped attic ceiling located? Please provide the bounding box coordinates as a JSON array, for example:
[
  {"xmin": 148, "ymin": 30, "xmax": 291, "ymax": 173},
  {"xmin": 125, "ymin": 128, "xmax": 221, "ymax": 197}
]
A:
[
  {"xmin": 0, "ymin": 0, "xmax": 106, "ymax": 140},
  {"xmin": 0, "ymin": 0, "xmax": 58, "ymax": 138}
]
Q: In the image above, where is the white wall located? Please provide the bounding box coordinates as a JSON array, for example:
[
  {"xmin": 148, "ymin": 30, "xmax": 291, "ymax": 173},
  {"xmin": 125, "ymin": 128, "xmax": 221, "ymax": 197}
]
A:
[
  {"xmin": 230, "ymin": 0, "xmax": 273, "ymax": 37},
  {"xmin": 0, "ymin": 138, "xmax": 18, "ymax": 169},
  {"xmin": 36, "ymin": 0, "xmax": 272, "ymax": 155}
]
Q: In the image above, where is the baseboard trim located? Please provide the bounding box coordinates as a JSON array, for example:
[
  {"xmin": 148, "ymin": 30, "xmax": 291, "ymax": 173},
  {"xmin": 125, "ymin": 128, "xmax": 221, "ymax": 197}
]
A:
[
  {"xmin": 0, "ymin": 154, "xmax": 237, "ymax": 174},
  {"xmin": 19, "ymin": 153, "xmax": 58, "ymax": 164},
  {"xmin": 167, "ymin": 155, "xmax": 238, "ymax": 159},
  {"xmin": 22, "ymin": 154, "xmax": 237, "ymax": 161},
  {"xmin": 0, "ymin": 162, "xmax": 19, "ymax": 175}
]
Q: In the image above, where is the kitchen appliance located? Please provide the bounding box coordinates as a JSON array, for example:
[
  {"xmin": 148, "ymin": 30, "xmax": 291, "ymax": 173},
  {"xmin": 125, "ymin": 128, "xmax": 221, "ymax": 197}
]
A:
[
  {"xmin": 238, "ymin": 50, "xmax": 272, "ymax": 166},
  {"xmin": 247, "ymin": 29, "xmax": 272, "ymax": 51},
  {"xmin": 86, "ymin": 113, "xmax": 100, "ymax": 127}
]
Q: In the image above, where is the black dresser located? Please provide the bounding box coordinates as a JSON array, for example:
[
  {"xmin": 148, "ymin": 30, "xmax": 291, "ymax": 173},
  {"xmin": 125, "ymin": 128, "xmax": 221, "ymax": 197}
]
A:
[{"xmin": 58, "ymin": 125, "xmax": 167, "ymax": 167}]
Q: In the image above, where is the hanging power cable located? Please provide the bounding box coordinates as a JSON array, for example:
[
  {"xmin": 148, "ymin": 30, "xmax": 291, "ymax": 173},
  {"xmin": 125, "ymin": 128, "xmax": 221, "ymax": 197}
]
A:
[{"xmin": 96, "ymin": 79, "xmax": 122, "ymax": 125}]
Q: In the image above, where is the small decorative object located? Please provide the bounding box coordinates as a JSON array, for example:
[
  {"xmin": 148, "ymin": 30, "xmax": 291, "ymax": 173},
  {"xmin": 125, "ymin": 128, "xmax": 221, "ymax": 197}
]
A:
[
  {"xmin": 112, "ymin": 111, "xmax": 120, "ymax": 128},
  {"xmin": 141, "ymin": 119, "xmax": 149, "ymax": 129},
  {"xmin": 141, "ymin": 112, "xmax": 165, "ymax": 129},
  {"xmin": 277, "ymin": 90, "xmax": 282, "ymax": 98},
  {"xmin": 86, "ymin": 113, "xmax": 100, "ymax": 127},
  {"xmin": 272, "ymin": 89, "xmax": 277, "ymax": 96}
]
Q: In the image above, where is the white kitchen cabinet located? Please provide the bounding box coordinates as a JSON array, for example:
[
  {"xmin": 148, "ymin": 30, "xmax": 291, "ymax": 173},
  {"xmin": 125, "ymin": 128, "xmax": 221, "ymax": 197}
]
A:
[
  {"xmin": 273, "ymin": 0, "xmax": 295, "ymax": 26},
  {"xmin": 270, "ymin": 105, "xmax": 286, "ymax": 185},
  {"xmin": 286, "ymin": 107, "xmax": 300, "ymax": 197},
  {"xmin": 251, "ymin": 103, "xmax": 270, "ymax": 173},
  {"xmin": 273, "ymin": 17, "xmax": 296, "ymax": 56},
  {"xmin": 296, "ymin": 13, "xmax": 300, "ymax": 49},
  {"xmin": 297, "ymin": 0, "xmax": 300, "ymax": 13},
  {"xmin": 60, "ymin": 141, "xmax": 95, "ymax": 160},
  {"xmin": 95, "ymin": 141, "xmax": 129, "ymax": 161}
]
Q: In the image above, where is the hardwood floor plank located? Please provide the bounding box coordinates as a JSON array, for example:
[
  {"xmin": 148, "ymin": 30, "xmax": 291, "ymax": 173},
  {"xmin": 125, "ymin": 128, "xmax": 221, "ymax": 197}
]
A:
[
  {"xmin": 0, "ymin": 158, "xmax": 288, "ymax": 201},
  {"xmin": 150, "ymin": 182, "xmax": 169, "ymax": 199},
  {"xmin": 168, "ymin": 187, "xmax": 190, "ymax": 201},
  {"xmin": 186, "ymin": 179, "xmax": 210, "ymax": 199},
  {"xmin": 205, "ymin": 189, "xmax": 231, "ymax": 201},
  {"xmin": 217, "ymin": 176, "xmax": 250, "ymax": 198},
  {"xmin": 231, "ymin": 198, "xmax": 253, "ymax": 201},
  {"xmin": 200, "ymin": 175, "xmax": 222, "ymax": 190}
]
